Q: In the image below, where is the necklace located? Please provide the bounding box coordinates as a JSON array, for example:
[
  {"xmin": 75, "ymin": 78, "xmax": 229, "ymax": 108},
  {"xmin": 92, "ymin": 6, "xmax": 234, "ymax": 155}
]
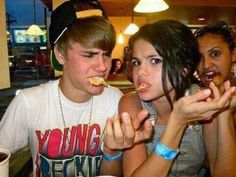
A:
[{"xmin": 57, "ymin": 84, "xmax": 93, "ymax": 153}]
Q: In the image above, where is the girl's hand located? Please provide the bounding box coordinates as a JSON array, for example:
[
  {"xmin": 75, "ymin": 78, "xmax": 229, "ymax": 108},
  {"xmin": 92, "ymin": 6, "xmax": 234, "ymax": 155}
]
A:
[
  {"xmin": 224, "ymin": 80, "xmax": 236, "ymax": 111},
  {"xmin": 103, "ymin": 109, "xmax": 153, "ymax": 152},
  {"xmin": 172, "ymin": 82, "xmax": 235, "ymax": 125}
]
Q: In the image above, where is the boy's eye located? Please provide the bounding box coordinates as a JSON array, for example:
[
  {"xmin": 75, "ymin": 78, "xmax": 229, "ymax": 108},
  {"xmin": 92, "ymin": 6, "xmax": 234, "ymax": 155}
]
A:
[
  {"xmin": 82, "ymin": 53, "xmax": 95, "ymax": 58},
  {"xmin": 104, "ymin": 52, "xmax": 111, "ymax": 57},
  {"xmin": 131, "ymin": 59, "xmax": 141, "ymax": 66},
  {"xmin": 82, "ymin": 51, "xmax": 111, "ymax": 59},
  {"xmin": 151, "ymin": 58, "xmax": 162, "ymax": 64},
  {"xmin": 83, "ymin": 54, "xmax": 93, "ymax": 58},
  {"xmin": 210, "ymin": 50, "xmax": 220, "ymax": 58}
]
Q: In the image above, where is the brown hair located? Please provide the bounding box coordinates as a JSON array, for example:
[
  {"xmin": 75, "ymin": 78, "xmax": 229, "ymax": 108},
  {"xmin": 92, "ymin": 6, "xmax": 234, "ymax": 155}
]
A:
[{"xmin": 56, "ymin": 16, "xmax": 116, "ymax": 56}]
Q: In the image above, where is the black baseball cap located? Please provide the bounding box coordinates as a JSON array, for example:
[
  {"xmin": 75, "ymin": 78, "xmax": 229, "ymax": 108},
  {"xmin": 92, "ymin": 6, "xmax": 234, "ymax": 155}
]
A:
[{"xmin": 49, "ymin": 0, "xmax": 108, "ymax": 71}]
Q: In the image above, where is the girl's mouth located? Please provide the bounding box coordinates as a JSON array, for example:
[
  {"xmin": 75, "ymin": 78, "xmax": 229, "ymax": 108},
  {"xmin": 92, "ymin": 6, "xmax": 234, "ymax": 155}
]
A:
[
  {"xmin": 136, "ymin": 83, "xmax": 149, "ymax": 91},
  {"xmin": 200, "ymin": 71, "xmax": 223, "ymax": 87}
]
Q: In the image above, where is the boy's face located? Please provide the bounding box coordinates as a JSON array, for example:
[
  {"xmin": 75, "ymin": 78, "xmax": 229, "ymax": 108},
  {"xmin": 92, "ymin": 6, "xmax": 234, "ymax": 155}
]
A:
[
  {"xmin": 58, "ymin": 42, "xmax": 112, "ymax": 96},
  {"xmin": 197, "ymin": 33, "xmax": 234, "ymax": 86}
]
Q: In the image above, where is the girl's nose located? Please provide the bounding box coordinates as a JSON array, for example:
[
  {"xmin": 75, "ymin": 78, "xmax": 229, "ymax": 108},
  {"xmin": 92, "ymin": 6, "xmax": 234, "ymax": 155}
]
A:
[
  {"xmin": 137, "ymin": 64, "xmax": 148, "ymax": 76},
  {"xmin": 202, "ymin": 57, "xmax": 212, "ymax": 69}
]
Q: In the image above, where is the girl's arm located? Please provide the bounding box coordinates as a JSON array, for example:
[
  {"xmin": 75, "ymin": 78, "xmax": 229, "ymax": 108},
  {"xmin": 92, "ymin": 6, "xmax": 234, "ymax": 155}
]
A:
[
  {"xmin": 123, "ymin": 85, "xmax": 235, "ymax": 177},
  {"xmin": 203, "ymin": 82, "xmax": 236, "ymax": 177},
  {"xmin": 101, "ymin": 83, "xmax": 235, "ymax": 177}
]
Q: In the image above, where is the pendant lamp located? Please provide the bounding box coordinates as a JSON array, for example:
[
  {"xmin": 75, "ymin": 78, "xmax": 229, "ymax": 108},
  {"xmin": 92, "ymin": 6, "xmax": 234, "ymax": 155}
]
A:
[
  {"xmin": 117, "ymin": 32, "xmax": 124, "ymax": 44},
  {"xmin": 124, "ymin": 23, "xmax": 139, "ymax": 35},
  {"xmin": 124, "ymin": 0, "xmax": 139, "ymax": 35},
  {"xmin": 134, "ymin": 0, "xmax": 169, "ymax": 13},
  {"xmin": 25, "ymin": 0, "xmax": 45, "ymax": 35}
]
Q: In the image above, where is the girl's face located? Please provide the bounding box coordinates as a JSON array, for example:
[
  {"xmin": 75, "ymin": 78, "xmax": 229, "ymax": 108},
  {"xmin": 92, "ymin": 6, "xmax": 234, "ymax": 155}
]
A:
[
  {"xmin": 197, "ymin": 33, "xmax": 236, "ymax": 86},
  {"xmin": 131, "ymin": 39, "xmax": 173, "ymax": 101},
  {"xmin": 115, "ymin": 60, "xmax": 122, "ymax": 70}
]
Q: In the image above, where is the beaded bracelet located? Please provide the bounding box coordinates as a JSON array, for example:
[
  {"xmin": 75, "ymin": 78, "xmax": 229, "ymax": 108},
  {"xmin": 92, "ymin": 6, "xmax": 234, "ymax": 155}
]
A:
[
  {"xmin": 154, "ymin": 141, "xmax": 179, "ymax": 160},
  {"xmin": 102, "ymin": 151, "xmax": 123, "ymax": 161}
]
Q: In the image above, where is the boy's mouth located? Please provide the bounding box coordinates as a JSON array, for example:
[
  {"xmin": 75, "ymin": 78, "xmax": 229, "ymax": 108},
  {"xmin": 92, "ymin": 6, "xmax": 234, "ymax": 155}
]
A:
[{"xmin": 88, "ymin": 77, "xmax": 108, "ymax": 87}]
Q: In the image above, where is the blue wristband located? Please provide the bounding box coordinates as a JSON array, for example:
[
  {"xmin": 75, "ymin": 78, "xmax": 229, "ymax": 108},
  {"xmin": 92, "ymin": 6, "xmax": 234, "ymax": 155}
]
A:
[
  {"xmin": 154, "ymin": 141, "xmax": 179, "ymax": 160},
  {"xmin": 102, "ymin": 151, "xmax": 123, "ymax": 161}
]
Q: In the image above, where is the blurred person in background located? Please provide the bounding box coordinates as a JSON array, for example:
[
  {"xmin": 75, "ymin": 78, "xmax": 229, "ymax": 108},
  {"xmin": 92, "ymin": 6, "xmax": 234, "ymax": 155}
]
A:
[{"xmin": 109, "ymin": 58, "xmax": 124, "ymax": 75}]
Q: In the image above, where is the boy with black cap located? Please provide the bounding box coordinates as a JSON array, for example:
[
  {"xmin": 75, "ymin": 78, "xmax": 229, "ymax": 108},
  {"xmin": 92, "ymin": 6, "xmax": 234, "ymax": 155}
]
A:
[{"xmin": 0, "ymin": 1, "xmax": 124, "ymax": 176}]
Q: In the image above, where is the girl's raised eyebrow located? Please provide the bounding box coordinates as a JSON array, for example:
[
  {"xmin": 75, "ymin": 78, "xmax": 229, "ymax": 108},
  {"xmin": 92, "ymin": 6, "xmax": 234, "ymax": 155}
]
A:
[
  {"xmin": 131, "ymin": 57, "xmax": 139, "ymax": 60},
  {"xmin": 208, "ymin": 47, "xmax": 219, "ymax": 53},
  {"xmin": 147, "ymin": 54, "xmax": 161, "ymax": 58}
]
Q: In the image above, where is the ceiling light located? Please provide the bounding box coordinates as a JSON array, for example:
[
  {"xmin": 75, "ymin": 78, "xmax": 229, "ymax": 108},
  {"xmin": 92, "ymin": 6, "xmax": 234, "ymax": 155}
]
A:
[
  {"xmin": 124, "ymin": 23, "xmax": 139, "ymax": 35},
  {"xmin": 198, "ymin": 18, "xmax": 205, "ymax": 21},
  {"xmin": 7, "ymin": 30, "xmax": 10, "ymax": 40},
  {"xmin": 25, "ymin": 24, "xmax": 45, "ymax": 35},
  {"xmin": 25, "ymin": 0, "xmax": 44, "ymax": 36},
  {"xmin": 117, "ymin": 32, "xmax": 124, "ymax": 44},
  {"xmin": 134, "ymin": 0, "xmax": 169, "ymax": 13},
  {"xmin": 124, "ymin": 0, "xmax": 139, "ymax": 35}
]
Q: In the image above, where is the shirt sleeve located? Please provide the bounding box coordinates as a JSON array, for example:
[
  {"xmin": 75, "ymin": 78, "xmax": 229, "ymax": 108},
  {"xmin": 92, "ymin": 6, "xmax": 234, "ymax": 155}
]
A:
[{"xmin": 0, "ymin": 91, "xmax": 29, "ymax": 153}]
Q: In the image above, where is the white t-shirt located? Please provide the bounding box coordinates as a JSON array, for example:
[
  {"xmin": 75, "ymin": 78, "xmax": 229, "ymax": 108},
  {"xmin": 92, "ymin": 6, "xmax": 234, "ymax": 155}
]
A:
[{"xmin": 0, "ymin": 79, "xmax": 123, "ymax": 177}]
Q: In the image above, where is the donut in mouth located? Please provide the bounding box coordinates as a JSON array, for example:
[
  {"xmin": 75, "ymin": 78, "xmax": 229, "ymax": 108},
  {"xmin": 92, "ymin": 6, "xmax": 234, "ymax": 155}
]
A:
[
  {"xmin": 212, "ymin": 74, "xmax": 223, "ymax": 87},
  {"xmin": 88, "ymin": 77, "xmax": 108, "ymax": 87},
  {"xmin": 200, "ymin": 71, "xmax": 223, "ymax": 87}
]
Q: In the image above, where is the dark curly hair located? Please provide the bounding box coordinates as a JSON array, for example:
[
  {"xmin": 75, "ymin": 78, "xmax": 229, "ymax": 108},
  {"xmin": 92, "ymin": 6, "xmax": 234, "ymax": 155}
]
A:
[
  {"xmin": 194, "ymin": 21, "xmax": 235, "ymax": 50},
  {"xmin": 129, "ymin": 20, "xmax": 200, "ymax": 109}
]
